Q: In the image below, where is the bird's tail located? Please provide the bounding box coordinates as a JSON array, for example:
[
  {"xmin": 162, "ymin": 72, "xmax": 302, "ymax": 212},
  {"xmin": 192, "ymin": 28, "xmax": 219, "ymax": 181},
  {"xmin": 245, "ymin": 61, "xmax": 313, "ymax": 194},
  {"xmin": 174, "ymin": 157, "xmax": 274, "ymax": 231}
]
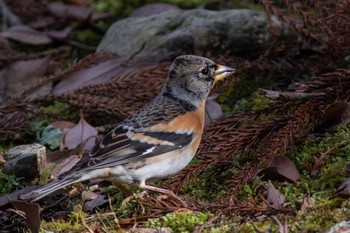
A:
[{"xmin": 20, "ymin": 177, "xmax": 79, "ymax": 202}]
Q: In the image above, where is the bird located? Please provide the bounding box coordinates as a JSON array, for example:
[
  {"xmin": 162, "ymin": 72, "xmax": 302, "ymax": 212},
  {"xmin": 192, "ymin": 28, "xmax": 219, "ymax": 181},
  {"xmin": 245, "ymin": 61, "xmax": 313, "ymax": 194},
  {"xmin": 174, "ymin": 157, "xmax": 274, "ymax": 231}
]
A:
[{"xmin": 21, "ymin": 55, "xmax": 236, "ymax": 202}]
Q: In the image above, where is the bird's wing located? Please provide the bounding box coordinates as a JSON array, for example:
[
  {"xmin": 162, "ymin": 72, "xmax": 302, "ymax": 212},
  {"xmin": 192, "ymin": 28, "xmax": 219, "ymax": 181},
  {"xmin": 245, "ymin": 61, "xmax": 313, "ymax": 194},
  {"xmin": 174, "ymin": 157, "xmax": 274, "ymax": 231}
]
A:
[{"xmin": 61, "ymin": 124, "xmax": 193, "ymax": 174}]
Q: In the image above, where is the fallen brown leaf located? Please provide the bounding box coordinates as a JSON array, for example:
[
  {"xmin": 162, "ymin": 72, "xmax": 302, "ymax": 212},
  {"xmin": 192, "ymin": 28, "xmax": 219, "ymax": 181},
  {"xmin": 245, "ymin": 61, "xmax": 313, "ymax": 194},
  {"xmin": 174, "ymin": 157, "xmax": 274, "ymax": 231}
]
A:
[
  {"xmin": 52, "ymin": 56, "xmax": 130, "ymax": 94},
  {"xmin": 317, "ymin": 101, "xmax": 350, "ymax": 131},
  {"xmin": 266, "ymin": 180, "xmax": 285, "ymax": 208},
  {"xmin": 258, "ymin": 156, "xmax": 300, "ymax": 183},
  {"xmin": 82, "ymin": 191, "xmax": 108, "ymax": 212},
  {"xmin": 1, "ymin": 25, "xmax": 52, "ymax": 45},
  {"xmin": 50, "ymin": 154, "xmax": 81, "ymax": 179},
  {"xmin": 295, "ymin": 197, "xmax": 315, "ymax": 212},
  {"xmin": 63, "ymin": 113, "xmax": 97, "ymax": 150},
  {"xmin": 0, "ymin": 56, "xmax": 51, "ymax": 102},
  {"xmin": 205, "ymin": 98, "xmax": 222, "ymax": 125},
  {"xmin": 334, "ymin": 178, "xmax": 350, "ymax": 197},
  {"xmin": 51, "ymin": 120, "xmax": 76, "ymax": 131},
  {"xmin": 11, "ymin": 200, "xmax": 41, "ymax": 233},
  {"xmin": 46, "ymin": 27, "xmax": 72, "ymax": 40},
  {"xmin": 45, "ymin": 143, "xmax": 87, "ymax": 178},
  {"xmin": 47, "ymin": 2, "xmax": 111, "ymax": 22}
]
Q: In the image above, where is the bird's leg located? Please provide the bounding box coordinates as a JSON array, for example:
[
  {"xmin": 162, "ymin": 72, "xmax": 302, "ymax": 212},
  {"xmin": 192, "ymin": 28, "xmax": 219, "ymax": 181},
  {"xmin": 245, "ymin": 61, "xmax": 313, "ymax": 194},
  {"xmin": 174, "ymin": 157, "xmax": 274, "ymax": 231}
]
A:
[
  {"xmin": 113, "ymin": 181, "xmax": 148, "ymax": 206},
  {"xmin": 139, "ymin": 180, "xmax": 188, "ymax": 207},
  {"xmin": 121, "ymin": 191, "xmax": 148, "ymax": 206}
]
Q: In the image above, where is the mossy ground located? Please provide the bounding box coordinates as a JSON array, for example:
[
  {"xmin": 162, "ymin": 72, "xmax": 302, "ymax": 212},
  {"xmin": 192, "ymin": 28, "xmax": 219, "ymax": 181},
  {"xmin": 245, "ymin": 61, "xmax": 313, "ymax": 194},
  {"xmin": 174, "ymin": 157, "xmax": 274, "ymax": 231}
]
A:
[
  {"xmin": 1, "ymin": 72, "xmax": 348, "ymax": 232},
  {"xmin": 18, "ymin": 93, "xmax": 349, "ymax": 233},
  {"xmin": 1, "ymin": 1, "xmax": 349, "ymax": 232}
]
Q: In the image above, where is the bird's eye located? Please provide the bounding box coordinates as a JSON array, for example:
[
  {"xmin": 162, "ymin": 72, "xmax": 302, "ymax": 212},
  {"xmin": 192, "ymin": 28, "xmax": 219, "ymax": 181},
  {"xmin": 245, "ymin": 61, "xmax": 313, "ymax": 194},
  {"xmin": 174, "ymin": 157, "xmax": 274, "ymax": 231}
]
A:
[{"xmin": 201, "ymin": 68, "xmax": 209, "ymax": 75}]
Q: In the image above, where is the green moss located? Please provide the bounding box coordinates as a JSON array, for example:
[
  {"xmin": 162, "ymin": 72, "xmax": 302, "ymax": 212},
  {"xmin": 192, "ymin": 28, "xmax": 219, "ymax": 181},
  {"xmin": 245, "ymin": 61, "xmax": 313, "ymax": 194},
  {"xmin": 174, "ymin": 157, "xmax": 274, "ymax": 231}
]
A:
[
  {"xmin": 216, "ymin": 73, "xmax": 275, "ymax": 112},
  {"xmin": 275, "ymin": 125, "xmax": 350, "ymax": 232},
  {"xmin": 0, "ymin": 171, "xmax": 19, "ymax": 196},
  {"xmin": 181, "ymin": 164, "xmax": 233, "ymax": 201},
  {"xmin": 40, "ymin": 218, "xmax": 83, "ymax": 231},
  {"xmin": 283, "ymin": 125, "xmax": 350, "ymax": 201},
  {"xmin": 236, "ymin": 93, "xmax": 270, "ymax": 110},
  {"xmin": 146, "ymin": 211, "xmax": 212, "ymax": 233},
  {"xmin": 41, "ymin": 206, "xmax": 88, "ymax": 231},
  {"xmin": 231, "ymin": 221, "xmax": 273, "ymax": 233},
  {"xmin": 31, "ymin": 101, "xmax": 78, "ymax": 131},
  {"xmin": 74, "ymin": 29, "xmax": 102, "ymax": 47},
  {"xmin": 40, "ymin": 101, "xmax": 72, "ymax": 115},
  {"xmin": 292, "ymin": 204, "xmax": 346, "ymax": 232},
  {"xmin": 38, "ymin": 166, "xmax": 54, "ymax": 185}
]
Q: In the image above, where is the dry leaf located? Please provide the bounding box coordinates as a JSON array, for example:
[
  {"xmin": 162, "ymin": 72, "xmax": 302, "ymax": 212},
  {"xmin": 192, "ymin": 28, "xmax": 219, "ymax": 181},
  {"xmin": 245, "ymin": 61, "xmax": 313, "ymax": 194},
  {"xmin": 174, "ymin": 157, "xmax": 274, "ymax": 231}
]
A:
[
  {"xmin": 50, "ymin": 154, "xmax": 81, "ymax": 179},
  {"xmin": 46, "ymin": 149, "xmax": 74, "ymax": 168},
  {"xmin": 46, "ymin": 144, "xmax": 87, "ymax": 178},
  {"xmin": 318, "ymin": 101, "xmax": 350, "ymax": 131},
  {"xmin": 63, "ymin": 114, "xmax": 97, "ymax": 150},
  {"xmin": 266, "ymin": 180, "xmax": 285, "ymax": 208},
  {"xmin": 47, "ymin": 2, "xmax": 111, "ymax": 22},
  {"xmin": 51, "ymin": 121, "xmax": 76, "ymax": 131},
  {"xmin": 205, "ymin": 98, "xmax": 222, "ymax": 125},
  {"xmin": 53, "ymin": 56, "xmax": 130, "ymax": 94},
  {"xmin": 0, "ymin": 35, "xmax": 30, "ymax": 62},
  {"xmin": 11, "ymin": 200, "xmax": 41, "ymax": 233},
  {"xmin": 295, "ymin": 197, "xmax": 315, "ymax": 212},
  {"xmin": 258, "ymin": 156, "xmax": 300, "ymax": 183},
  {"xmin": 83, "ymin": 192, "xmax": 108, "ymax": 212},
  {"xmin": 334, "ymin": 178, "xmax": 350, "ymax": 197},
  {"xmin": 46, "ymin": 27, "xmax": 72, "ymax": 40},
  {"xmin": 0, "ymin": 57, "xmax": 51, "ymax": 101},
  {"xmin": 1, "ymin": 25, "xmax": 52, "ymax": 45},
  {"xmin": 81, "ymin": 190, "xmax": 98, "ymax": 201}
]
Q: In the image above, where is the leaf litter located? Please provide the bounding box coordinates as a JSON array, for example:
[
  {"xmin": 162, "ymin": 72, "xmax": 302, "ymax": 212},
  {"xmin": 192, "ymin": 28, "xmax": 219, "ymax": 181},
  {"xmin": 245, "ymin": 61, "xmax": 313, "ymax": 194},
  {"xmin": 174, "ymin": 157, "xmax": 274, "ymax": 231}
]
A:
[{"xmin": 62, "ymin": 112, "xmax": 97, "ymax": 150}]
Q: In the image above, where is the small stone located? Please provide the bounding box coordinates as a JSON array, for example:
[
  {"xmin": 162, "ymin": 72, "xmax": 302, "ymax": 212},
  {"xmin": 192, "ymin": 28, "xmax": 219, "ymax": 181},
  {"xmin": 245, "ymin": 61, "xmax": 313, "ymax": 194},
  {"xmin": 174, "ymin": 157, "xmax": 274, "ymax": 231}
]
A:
[{"xmin": 3, "ymin": 143, "xmax": 46, "ymax": 180}]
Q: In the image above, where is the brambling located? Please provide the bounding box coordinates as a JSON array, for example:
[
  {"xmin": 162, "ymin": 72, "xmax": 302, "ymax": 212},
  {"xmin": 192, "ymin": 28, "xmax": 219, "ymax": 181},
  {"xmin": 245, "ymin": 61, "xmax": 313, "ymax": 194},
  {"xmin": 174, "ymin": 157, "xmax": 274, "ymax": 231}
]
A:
[{"xmin": 21, "ymin": 55, "xmax": 235, "ymax": 202}]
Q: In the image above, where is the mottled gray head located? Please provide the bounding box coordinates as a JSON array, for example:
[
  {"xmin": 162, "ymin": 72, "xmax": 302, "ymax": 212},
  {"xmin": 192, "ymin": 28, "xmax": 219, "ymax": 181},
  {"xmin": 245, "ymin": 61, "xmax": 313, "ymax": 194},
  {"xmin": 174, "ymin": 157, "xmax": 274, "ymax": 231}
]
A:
[{"xmin": 162, "ymin": 55, "xmax": 235, "ymax": 107}]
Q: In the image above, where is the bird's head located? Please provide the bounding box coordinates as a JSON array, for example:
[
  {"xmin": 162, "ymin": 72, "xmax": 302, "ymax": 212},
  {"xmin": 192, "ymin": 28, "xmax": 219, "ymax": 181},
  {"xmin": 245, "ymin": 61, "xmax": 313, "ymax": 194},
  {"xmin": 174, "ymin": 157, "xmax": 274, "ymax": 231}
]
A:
[{"xmin": 162, "ymin": 55, "xmax": 235, "ymax": 107}]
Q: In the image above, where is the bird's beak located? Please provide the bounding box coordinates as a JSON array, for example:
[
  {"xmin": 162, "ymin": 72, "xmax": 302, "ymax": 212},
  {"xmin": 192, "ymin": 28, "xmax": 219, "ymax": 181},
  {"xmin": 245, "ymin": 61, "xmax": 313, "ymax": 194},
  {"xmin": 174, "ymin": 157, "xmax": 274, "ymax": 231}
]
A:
[{"xmin": 214, "ymin": 65, "xmax": 236, "ymax": 82}]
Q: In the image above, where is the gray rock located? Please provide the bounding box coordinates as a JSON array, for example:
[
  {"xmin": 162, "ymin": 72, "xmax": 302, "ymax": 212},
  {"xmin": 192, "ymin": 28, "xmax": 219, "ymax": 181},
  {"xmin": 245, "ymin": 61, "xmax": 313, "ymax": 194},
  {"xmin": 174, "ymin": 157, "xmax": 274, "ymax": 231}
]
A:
[
  {"xmin": 3, "ymin": 143, "xmax": 46, "ymax": 180},
  {"xmin": 97, "ymin": 9, "xmax": 292, "ymax": 64}
]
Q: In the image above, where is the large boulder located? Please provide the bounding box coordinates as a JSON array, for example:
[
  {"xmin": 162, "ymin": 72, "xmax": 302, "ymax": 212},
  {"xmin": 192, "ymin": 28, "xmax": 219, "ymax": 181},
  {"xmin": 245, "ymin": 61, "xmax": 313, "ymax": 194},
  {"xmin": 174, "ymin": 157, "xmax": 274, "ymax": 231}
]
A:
[{"xmin": 97, "ymin": 9, "xmax": 292, "ymax": 63}]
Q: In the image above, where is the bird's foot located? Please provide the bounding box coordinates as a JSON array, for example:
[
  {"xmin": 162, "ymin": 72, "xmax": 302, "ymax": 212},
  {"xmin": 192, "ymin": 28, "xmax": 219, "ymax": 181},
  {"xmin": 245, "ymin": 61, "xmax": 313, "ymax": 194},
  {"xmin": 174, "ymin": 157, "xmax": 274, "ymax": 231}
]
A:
[
  {"xmin": 121, "ymin": 191, "xmax": 148, "ymax": 206},
  {"xmin": 139, "ymin": 181, "xmax": 188, "ymax": 207}
]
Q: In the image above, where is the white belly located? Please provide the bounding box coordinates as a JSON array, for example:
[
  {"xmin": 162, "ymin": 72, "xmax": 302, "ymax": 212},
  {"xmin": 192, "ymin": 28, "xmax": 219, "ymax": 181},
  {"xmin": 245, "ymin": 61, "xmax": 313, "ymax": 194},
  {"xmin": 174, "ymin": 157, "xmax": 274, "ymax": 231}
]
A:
[
  {"xmin": 103, "ymin": 148, "xmax": 195, "ymax": 184},
  {"xmin": 78, "ymin": 146, "xmax": 197, "ymax": 184},
  {"xmin": 131, "ymin": 149, "xmax": 194, "ymax": 180}
]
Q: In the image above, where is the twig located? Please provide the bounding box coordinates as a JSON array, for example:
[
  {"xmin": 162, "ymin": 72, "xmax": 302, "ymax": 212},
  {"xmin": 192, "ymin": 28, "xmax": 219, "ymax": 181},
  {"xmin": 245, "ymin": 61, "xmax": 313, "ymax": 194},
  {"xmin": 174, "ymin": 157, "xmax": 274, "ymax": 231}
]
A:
[{"xmin": 259, "ymin": 88, "xmax": 327, "ymax": 100}]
